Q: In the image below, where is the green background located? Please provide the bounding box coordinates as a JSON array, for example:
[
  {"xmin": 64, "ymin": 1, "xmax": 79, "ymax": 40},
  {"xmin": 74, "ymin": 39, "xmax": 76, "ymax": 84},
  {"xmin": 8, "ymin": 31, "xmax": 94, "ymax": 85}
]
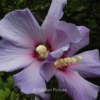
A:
[{"xmin": 0, "ymin": 0, "xmax": 100, "ymax": 100}]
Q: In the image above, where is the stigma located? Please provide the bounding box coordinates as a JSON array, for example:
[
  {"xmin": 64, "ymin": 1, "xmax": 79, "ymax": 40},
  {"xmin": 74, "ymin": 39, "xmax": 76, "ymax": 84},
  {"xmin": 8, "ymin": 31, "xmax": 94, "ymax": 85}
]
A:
[
  {"xmin": 36, "ymin": 45, "xmax": 48, "ymax": 59},
  {"xmin": 54, "ymin": 56, "xmax": 82, "ymax": 69}
]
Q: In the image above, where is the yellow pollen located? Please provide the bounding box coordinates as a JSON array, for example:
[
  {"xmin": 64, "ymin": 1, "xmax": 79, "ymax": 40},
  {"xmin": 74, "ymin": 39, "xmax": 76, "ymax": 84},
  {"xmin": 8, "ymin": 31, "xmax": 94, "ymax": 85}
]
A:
[
  {"xmin": 36, "ymin": 45, "xmax": 48, "ymax": 58},
  {"xmin": 67, "ymin": 57, "xmax": 71, "ymax": 63},
  {"xmin": 54, "ymin": 60, "xmax": 62, "ymax": 68},
  {"xmin": 77, "ymin": 56, "xmax": 82, "ymax": 61},
  {"xmin": 71, "ymin": 58, "xmax": 77, "ymax": 64},
  {"xmin": 54, "ymin": 56, "xmax": 82, "ymax": 69}
]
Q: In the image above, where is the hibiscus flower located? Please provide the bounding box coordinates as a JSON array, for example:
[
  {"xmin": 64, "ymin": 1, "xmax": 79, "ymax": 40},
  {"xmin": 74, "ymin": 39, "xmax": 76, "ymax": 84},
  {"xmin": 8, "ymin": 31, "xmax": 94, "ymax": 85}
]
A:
[
  {"xmin": 0, "ymin": 0, "xmax": 92, "ymax": 99},
  {"xmin": 0, "ymin": 0, "xmax": 81, "ymax": 94},
  {"xmin": 40, "ymin": 49, "xmax": 100, "ymax": 100},
  {"xmin": 38, "ymin": 23, "xmax": 100, "ymax": 100}
]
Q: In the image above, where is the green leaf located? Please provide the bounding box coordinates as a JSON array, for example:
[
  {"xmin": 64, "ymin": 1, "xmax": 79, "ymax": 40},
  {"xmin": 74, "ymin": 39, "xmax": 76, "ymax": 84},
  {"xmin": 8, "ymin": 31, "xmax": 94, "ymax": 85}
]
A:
[
  {"xmin": 0, "ymin": 72, "xmax": 4, "ymax": 76},
  {"xmin": 7, "ymin": 76, "xmax": 14, "ymax": 85},
  {"xmin": 10, "ymin": 91, "xmax": 16, "ymax": 100},
  {"xmin": 0, "ymin": 89, "xmax": 5, "ymax": 100},
  {"xmin": 90, "ymin": 19, "xmax": 98, "ymax": 28},
  {"xmin": 0, "ymin": 77, "xmax": 3, "ymax": 89},
  {"xmin": 17, "ymin": 0, "xmax": 23, "ymax": 6},
  {"xmin": 4, "ymin": 88, "xmax": 11, "ymax": 98},
  {"xmin": 3, "ymin": 82, "xmax": 9, "ymax": 89},
  {"xmin": 76, "ymin": 5, "xmax": 86, "ymax": 11}
]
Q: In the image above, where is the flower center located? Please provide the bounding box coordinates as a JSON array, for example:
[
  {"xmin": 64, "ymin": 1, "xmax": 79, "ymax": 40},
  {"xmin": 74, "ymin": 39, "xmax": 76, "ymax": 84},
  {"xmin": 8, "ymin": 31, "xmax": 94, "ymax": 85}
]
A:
[
  {"xmin": 54, "ymin": 56, "xmax": 82, "ymax": 69},
  {"xmin": 36, "ymin": 45, "xmax": 49, "ymax": 59}
]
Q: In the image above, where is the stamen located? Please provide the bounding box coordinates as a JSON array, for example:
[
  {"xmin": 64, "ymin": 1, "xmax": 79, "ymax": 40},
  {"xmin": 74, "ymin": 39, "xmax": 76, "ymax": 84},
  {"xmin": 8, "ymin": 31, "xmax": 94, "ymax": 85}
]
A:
[
  {"xmin": 54, "ymin": 60, "xmax": 62, "ymax": 68},
  {"xmin": 77, "ymin": 56, "xmax": 82, "ymax": 61},
  {"xmin": 36, "ymin": 45, "xmax": 48, "ymax": 58},
  {"xmin": 71, "ymin": 58, "xmax": 77, "ymax": 64},
  {"xmin": 64, "ymin": 57, "xmax": 71, "ymax": 66},
  {"xmin": 54, "ymin": 56, "xmax": 82, "ymax": 69}
]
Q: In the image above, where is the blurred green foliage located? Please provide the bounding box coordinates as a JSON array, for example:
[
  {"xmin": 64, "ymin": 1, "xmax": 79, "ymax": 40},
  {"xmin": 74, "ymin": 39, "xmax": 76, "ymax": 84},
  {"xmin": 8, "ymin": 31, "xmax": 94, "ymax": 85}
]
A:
[
  {"xmin": 0, "ymin": 72, "xmax": 35, "ymax": 100},
  {"xmin": 0, "ymin": 0, "xmax": 100, "ymax": 100}
]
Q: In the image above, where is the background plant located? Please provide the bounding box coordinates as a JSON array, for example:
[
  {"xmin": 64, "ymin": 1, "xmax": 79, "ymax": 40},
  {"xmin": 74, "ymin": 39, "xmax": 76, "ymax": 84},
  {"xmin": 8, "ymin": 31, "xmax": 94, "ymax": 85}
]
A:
[{"xmin": 0, "ymin": 0, "xmax": 100, "ymax": 100}]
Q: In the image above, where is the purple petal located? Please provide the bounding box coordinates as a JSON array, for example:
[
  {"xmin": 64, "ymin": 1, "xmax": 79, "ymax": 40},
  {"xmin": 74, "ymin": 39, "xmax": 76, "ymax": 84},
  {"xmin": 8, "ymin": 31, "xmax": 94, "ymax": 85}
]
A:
[
  {"xmin": 77, "ymin": 26, "xmax": 90, "ymax": 36},
  {"xmin": 50, "ymin": 27, "xmax": 69, "ymax": 50},
  {"xmin": 13, "ymin": 61, "xmax": 46, "ymax": 94},
  {"xmin": 55, "ymin": 70, "xmax": 99, "ymax": 100},
  {"xmin": 50, "ymin": 44, "xmax": 70, "ymax": 58},
  {"xmin": 41, "ymin": 0, "xmax": 67, "ymax": 41},
  {"xmin": 66, "ymin": 26, "xmax": 90, "ymax": 57},
  {"xmin": 0, "ymin": 8, "xmax": 44, "ymax": 48},
  {"xmin": 0, "ymin": 40, "xmax": 34, "ymax": 72},
  {"xmin": 67, "ymin": 49, "xmax": 100, "ymax": 78},
  {"xmin": 55, "ymin": 21, "xmax": 82, "ymax": 43},
  {"xmin": 40, "ymin": 61, "xmax": 56, "ymax": 82},
  {"xmin": 40, "ymin": 44, "xmax": 70, "ymax": 82},
  {"xmin": 35, "ymin": 93, "xmax": 50, "ymax": 100},
  {"xmin": 45, "ymin": 54, "xmax": 57, "ymax": 62}
]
